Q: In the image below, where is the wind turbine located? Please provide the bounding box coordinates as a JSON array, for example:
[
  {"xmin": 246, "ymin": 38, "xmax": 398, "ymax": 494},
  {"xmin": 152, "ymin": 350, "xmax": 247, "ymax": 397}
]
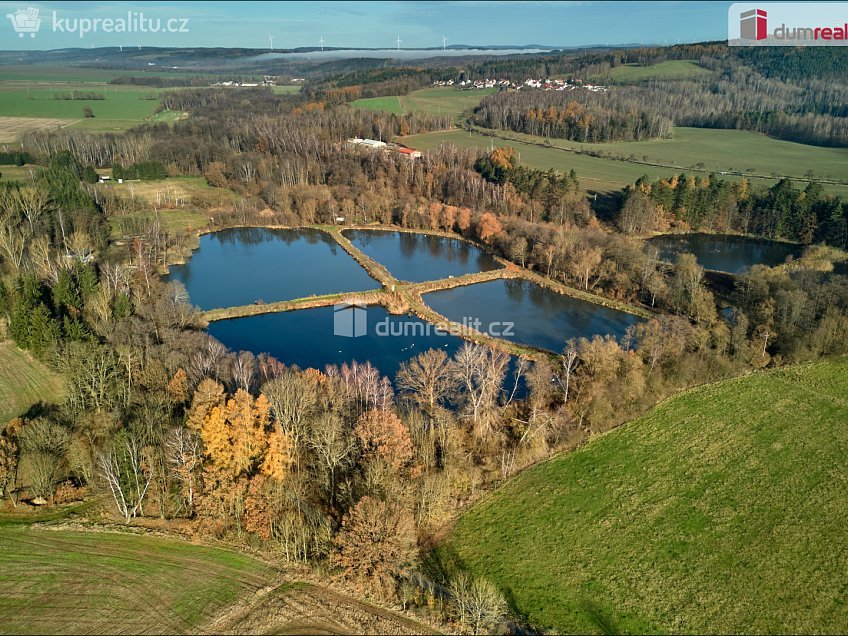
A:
[
  {"xmin": 395, "ymin": 35, "xmax": 402, "ymax": 50},
  {"xmin": 319, "ymin": 36, "xmax": 324, "ymax": 51},
  {"xmin": 442, "ymin": 34, "xmax": 447, "ymax": 50},
  {"xmin": 268, "ymin": 34, "xmax": 274, "ymax": 51}
]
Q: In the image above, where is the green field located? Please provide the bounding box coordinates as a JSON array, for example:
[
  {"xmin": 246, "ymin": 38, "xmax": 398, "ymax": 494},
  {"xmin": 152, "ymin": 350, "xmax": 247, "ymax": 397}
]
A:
[
  {"xmin": 0, "ymin": 165, "xmax": 40, "ymax": 183},
  {"xmin": 0, "ymin": 506, "xmax": 430, "ymax": 635},
  {"xmin": 271, "ymin": 85, "xmax": 303, "ymax": 95},
  {"xmin": 597, "ymin": 60, "xmax": 715, "ymax": 83},
  {"xmin": 109, "ymin": 209, "xmax": 211, "ymax": 239},
  {"xmin": 401, "ymin": 128, "xmax": 848, "ymax": 196},
  {"xmin": 351, "ymin": 86, "xmax": 497, "ymax": 122},
  {"xmin": 0, "ymin": 342, "xmax": 64, "ymax": 423},
  {"xmin": 0, "ymin": 66, "xmax": 194, "ymax": 83},
  {"xmin": 0, "ymin": 84, "xmax": 171, "ymax": 123},
  {"xmin": 350, "ymin": 95, "xmax": 404, "ymax": 114},
  {"xmin": 438, "ymin": 357, "xmax": 848, "ymax": 633},
  {"xmin": 400, "ymin": 87, "xmax": 496, "ymax": 121},
  {"xmin": 478, "ymin": 126, "xmax": 848, "ymax": 183},
  {"xmin": 0, "ymin": 524, "xmax": 275, "ymax": 634}
]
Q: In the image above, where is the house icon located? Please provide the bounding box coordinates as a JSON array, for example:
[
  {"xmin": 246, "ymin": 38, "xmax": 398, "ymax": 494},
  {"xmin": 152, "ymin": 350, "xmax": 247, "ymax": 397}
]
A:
[
  {"xmin": 333, "ymin": 302, "xmax": 367, "ymax": 338},
  {"xmin": 6, "ymin": 7, "xmax": 41, "ymax": 38}
]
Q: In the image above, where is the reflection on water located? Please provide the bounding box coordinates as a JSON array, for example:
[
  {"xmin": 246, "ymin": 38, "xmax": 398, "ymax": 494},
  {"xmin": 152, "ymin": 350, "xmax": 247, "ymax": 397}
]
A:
[
  {"xmin": 647, "ymin": 233, "xmax": 802, "ymax": 274},
  {"xmin": 208, "ymin": 304, "xmax": 524, "ymax": 395},
  {"xmin": 345, "ymin": 230, "xmax": 501, "ymax": 282},
  {"xmin": 167, "ymin": 228, "xmax": 378, "ymax": 310},
  {"xmin": 424, "ymin": 278, "xmax": 642, "ymax": 353}
]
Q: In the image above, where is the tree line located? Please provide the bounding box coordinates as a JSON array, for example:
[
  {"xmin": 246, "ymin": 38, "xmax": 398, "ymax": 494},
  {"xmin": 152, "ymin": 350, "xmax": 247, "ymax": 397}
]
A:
[
  {"xmin": 473, "ymin": 90, "xmax": 673, "ymax": 142},
  {"xmin": 619, "ymin": 174, "xmax": 848, "ymax": 248}
]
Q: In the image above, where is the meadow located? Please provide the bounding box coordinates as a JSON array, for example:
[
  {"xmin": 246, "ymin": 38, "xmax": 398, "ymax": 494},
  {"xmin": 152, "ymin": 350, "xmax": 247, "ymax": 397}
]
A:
[
  {"xmin": 350, "ymin": 94, "xmax": 404, "ymax": 114},
  {"xmin": 352, "ymin": 86, "xmax": 497, "ymax": 122},
  {"xmin": 0, "ymin": 84, "xmax": 177, "ymax": 130},
  {"xmin": 0, "ymin": 342, "xmax": 64, "ymax": 423},
  {"xmin": 436, "ymin": 357, "xmax": 848, "ymax": 634},
  {"xmin": 271, "ymin": 84, "xmax": 303, "ymax": 95},
  {"xmin": 596, "ymin": 59, "xmax": 715, "ymax": 83},
  {"xmin": 400, "ymin": 128, "xmax": 848, "ymax": 196},
  {"xmin": 475, "ymin": 126, "xmax": 848, "ymax": 183}
]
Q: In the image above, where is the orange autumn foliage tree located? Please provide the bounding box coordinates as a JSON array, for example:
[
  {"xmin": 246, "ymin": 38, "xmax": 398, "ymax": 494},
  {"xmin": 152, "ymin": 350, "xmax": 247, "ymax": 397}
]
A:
[
  {"xmin": 186, "ymin": 378, "xmax": 225, "ymax": 432},
  {"xmin": 166, "ymin": 368, "xmax": 189, "ymax": 405},
  {"xmin": 190, "ymin": 382, "xmax": 294, "ymax": 538},
  {"xmin": 477, "ymin": 211, "xmax": 503, "ymax": 244},
  {"xmin": 261, "ymin": 429, "xmax": 293, "ymax": 481},
  {"xmin": 331, "ymin": 496, "xmax": 417, "ymax": 598},
  {"xmin": 354, "ymin": 410, "xmax": 414, "ymax": 471},
  {"xmin": 200, "ymin": 389, "xmax": 270, "ymax": 477}
]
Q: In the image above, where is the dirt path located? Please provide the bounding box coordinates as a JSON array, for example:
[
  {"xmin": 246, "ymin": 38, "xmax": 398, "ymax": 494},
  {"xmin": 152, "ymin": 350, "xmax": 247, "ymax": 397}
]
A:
[{"xmin": 206, "ymin": 581, "xmax": 437, "ymax": 635}]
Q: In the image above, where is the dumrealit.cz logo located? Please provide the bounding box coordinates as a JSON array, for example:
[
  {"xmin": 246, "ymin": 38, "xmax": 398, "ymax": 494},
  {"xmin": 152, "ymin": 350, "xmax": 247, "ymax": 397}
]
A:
[
  {"xmin": 730, "ymin": 3, "xmax": 848, "ymax": 45},
  {"xmin": 6, "ymin": 6, "xmax": 190, "ymax": 39},
  {"xmin": 740, "ymin": 8, "xmax": 768, "ymax": 41}
]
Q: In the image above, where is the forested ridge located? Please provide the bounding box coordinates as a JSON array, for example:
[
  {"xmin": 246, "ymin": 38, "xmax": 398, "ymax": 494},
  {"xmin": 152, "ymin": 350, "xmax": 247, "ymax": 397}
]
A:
[
  {"xmin": 1, "ymin": 50, "xmax": 848, "ymax": 633},
  {"xmin": 304, "ymin": 43, "xmax": 848, "ymax": 146}
]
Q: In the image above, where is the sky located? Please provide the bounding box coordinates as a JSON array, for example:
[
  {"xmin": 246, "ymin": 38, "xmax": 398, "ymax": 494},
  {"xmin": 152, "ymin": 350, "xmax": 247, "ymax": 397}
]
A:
[{"xmin": 0, "ymin": 1, "xmax": 735, "ymax": 50}]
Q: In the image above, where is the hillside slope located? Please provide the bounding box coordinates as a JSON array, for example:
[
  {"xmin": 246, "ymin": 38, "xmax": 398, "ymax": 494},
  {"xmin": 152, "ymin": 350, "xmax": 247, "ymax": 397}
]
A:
[{"xmin": 438, "ymin": 358, "xmax": 848, "ymax": 634}]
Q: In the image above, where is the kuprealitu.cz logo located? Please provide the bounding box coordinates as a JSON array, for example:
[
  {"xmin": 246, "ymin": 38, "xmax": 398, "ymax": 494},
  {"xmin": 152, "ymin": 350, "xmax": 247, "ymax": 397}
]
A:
[
  {"xmin": 730, "ymin": 3, "xmax": 848, "ymax": 45},
  {"xmin": 6, "ymin": 6, "xmax": 190, "ymax": 39}
]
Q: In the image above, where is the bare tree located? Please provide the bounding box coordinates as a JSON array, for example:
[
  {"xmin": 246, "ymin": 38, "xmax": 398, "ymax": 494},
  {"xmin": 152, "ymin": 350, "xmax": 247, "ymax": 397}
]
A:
[
  {"xmin": 14, "ymin": 186, "xmax": 51, "ymax": 233},
  {"xmin": 26, "ymin": 234, "xmax": 59, "ymax": 283},
  {"xmin": 396, "ymin": 349, "xmax": 456, "ymax": 415},
  {"xmin": 560, "ymin": 342, "xmax": 579, "ymax": 406},
  {"xmin": 306, "ymin": 413, "xmax": 356, "ymax": 511},
  {"xmin": 262, "ymin": 371, "xmax": 318, "ymax": 468},
  {"xmin": 231, "ymin": 350, "xmax": 256, "ymax": 393},
  {"xmin": 0, "ymin": 215, "xmax": 29, "ymax": 273},
  {"xmin": 451, "ymin": 344, "xmax": 508, "ymax": 436},
  {"xmin": 66, "ymin": 230, "xmax": 94, "ymax": 262},
  {"xmin": 165, "ymin": 426, "xmax": 202, "ymax": 516},
  {"xmin": 97, "ymin": 431, "xmax": 153, "ymax": 523},
  {"xmin": 449, "ymin": 573, "xmax": 508, "ymax": 635}
]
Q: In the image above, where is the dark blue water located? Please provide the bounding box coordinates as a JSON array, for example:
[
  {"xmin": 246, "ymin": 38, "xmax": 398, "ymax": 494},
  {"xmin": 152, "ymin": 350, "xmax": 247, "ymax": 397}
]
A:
[
  {"xmin": 424, "ymin": 278, "xmax": 642, "ymax": 353},
  {"xmin": 209, "ymin": 304, "xmax": 465, "ymax": 380},
  {"xmin": 647, "ymin": 234, "xmax": 802, "ymax": 274},
  {"xmin": 167, "ymin": 228, "xmax": 378, "ymax": 310},
  {"xmin": 344, "ymin": 230, "xmax": 502, "ymax": 282}
]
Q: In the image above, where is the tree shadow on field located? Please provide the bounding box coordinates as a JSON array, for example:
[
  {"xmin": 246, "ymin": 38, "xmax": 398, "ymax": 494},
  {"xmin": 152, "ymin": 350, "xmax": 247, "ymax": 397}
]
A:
[
  {"xmin": 579, "ymin": 597, "xmax": 622, "ymax": 636},
  {"xmin": 421, "ymin": 542, "xmax": 466, "ymax": 583}
]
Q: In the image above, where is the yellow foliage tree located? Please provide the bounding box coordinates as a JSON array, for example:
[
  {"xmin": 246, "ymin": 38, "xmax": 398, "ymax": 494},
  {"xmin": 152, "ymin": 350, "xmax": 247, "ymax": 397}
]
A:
[
  {"xmin": 186, "ymin": 378, "xmax": 225, "ymax": 431},
  {"xmin": 201, "ymin": 390, "xmax": 270, "ymax": 477},
  {"xmin": 166, "ymin": 368, "xmax": 189, "ymax": 405},
  {"xmin": 260, "ymin": 429, "xmax": 292, "ymax": 481}
]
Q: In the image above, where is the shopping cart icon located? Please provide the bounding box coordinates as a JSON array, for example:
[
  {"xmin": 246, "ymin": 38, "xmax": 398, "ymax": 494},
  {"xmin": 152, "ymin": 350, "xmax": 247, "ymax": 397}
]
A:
[{"xmin": 6, "ymin": 7, "xmax": 42, "ymax": 38}]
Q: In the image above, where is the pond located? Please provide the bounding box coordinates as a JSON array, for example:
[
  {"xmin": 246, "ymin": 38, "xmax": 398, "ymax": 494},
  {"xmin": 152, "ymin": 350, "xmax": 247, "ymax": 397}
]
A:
[
  {"xmin": 167, "ymin": 228, "xmax": 378, "ymax": 310},
  {"xmin": 208, "ymin": 304, "xmax": 524, "ymax": 386},
  {"xmin": 423, "ymin": 278, "xmax": 642, "ymax": 353},
  {"xmin": 647, "ymin": 233, "xmax": 803, "ymax": 274},
  {"xmin": 344, "ymin": 229, "xmax": 502, "ymax": 282}
]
